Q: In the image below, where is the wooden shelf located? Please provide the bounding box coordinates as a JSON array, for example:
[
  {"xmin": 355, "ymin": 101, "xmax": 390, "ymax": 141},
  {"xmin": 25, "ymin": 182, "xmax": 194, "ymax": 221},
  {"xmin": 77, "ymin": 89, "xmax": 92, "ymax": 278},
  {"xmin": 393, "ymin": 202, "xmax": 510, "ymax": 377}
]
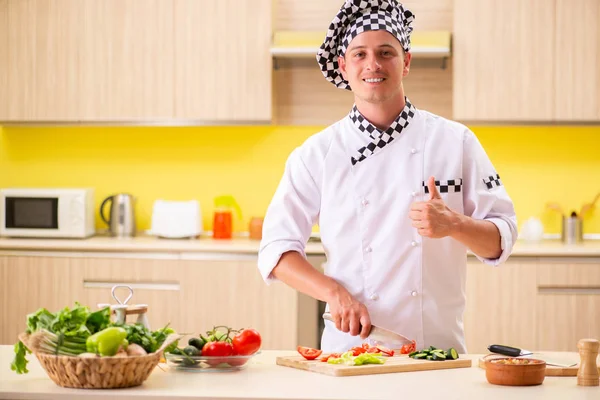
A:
[{"xmin": 270, "ymin": 30, "xmax": 452, "ymax": 59}]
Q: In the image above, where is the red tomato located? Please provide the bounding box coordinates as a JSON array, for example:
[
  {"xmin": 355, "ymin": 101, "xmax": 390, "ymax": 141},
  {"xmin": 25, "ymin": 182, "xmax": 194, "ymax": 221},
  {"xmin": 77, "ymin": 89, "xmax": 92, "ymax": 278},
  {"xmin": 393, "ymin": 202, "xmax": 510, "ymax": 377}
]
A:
[
  {"xmin": 350, "ymin": 346, "xmax": 367, "ymax": 356},
  {"xmin": 232, "ymin": 329, "xmax": 262, "ymax": 356},
  {"xmin": 202, "ymin": 341, "xmax": 234, "ymax": 357},
  {"xmin": 400, "ymin": 340, "xmax": 416, "ymax": 355},
  {"xmin": 320, "ymin": 353, "xmax": 341, "ymax": 362},
  {"xmin": 376, "ymin": 345, "xmax": 395, "ymax": 356},
  {"xmin": 297, "ymin": 346, "xmax": 323, "ymax": 360}
]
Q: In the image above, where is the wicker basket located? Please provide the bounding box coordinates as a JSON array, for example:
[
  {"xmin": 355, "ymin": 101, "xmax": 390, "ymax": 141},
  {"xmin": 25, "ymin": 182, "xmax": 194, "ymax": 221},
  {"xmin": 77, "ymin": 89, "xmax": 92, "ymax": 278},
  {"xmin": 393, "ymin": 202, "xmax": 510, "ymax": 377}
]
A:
[{"xmin": 19, "ymin": 332, "xmax": 180, "ymax": 389}]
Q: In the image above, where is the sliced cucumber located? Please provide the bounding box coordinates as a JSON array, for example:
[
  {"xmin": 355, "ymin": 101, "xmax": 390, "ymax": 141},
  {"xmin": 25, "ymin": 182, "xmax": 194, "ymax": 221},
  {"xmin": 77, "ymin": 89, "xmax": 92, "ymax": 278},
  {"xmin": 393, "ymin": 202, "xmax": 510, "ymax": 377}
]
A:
[
  {"xmin": 410, "ymin": 346, "xmax": 456, "ymax": 361},
  {"xmin": 446, "ymin": 348, "xmax": 459, "ymax": 360}
]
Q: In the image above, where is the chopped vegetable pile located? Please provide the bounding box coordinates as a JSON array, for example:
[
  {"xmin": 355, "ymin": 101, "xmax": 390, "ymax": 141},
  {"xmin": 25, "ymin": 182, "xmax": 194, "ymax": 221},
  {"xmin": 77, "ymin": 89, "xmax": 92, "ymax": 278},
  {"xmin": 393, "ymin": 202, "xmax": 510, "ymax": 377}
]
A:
[{"xmin": 408, "ymin": 345, "xmax": 459, "ymax": 361}]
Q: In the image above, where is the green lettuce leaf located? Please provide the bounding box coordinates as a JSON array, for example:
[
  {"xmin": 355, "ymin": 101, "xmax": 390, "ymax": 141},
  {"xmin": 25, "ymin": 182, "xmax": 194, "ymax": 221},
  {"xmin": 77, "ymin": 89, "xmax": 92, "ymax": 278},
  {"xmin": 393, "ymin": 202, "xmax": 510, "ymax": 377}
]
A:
[{"xmin": 10, "ymin": 341, "xmax": 31, "ymax": 374}]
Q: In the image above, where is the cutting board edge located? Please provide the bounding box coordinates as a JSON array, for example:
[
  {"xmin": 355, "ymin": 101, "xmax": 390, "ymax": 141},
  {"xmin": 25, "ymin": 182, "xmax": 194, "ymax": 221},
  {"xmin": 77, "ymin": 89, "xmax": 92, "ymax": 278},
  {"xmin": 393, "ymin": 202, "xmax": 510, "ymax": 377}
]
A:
[
  {"xmin": 326, "ymin": 358, "xmax": 472, "ymax": 377},
  {"xmin": 277, "ymin": 355, "xmax": 472, "ymax": 377}
]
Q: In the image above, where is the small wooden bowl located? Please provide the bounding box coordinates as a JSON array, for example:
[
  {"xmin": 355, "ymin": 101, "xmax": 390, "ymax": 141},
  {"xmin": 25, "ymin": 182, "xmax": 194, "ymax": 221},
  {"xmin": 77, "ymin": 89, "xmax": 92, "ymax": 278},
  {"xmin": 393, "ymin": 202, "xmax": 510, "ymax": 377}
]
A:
[{"xmin": 484, "ymin": 357, "xmax": 546, "ymax": 386}]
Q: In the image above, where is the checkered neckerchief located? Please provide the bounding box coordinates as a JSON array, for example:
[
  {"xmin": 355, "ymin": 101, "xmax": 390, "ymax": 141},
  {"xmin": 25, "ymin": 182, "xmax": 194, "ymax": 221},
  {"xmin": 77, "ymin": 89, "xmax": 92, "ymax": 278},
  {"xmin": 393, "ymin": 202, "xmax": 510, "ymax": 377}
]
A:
[{"xmin": 349, "ymin": 98, "xmax": 416, "ymax": 165}]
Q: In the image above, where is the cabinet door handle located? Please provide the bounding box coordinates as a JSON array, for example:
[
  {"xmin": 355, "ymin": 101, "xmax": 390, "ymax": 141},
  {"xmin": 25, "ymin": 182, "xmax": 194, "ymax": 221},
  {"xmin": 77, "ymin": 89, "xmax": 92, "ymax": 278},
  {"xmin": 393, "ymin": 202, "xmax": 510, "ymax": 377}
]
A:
[
  {"xmin": 83, "ymin": 281, "xmax": 180, "ymax": 291},
  {"xmin": 538, "ymin": 286, "xmax": 600, "ymax": 295}
]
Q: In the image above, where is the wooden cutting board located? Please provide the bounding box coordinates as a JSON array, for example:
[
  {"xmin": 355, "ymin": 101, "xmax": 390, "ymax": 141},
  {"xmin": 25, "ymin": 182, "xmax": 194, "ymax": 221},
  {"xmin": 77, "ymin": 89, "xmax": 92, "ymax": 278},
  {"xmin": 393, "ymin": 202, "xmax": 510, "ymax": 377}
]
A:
[
  {"xmin": 276, "ymin": 354, "xmax": 472, "ymax": 377},
  {"xmin": 478, "ymin": 354, "xmax": 600, "ymax": 377}
]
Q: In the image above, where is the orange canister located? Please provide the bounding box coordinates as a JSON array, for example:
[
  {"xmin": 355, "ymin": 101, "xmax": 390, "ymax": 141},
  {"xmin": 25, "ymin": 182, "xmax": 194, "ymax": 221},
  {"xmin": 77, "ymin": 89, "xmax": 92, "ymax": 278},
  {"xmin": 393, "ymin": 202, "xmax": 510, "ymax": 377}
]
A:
[
  {"xmin": 212, "ymin": 195, "xmax": 242, "ymax": 239},
  {"xmin": 249, "ymin": 217, "xmax": 264, "ymax": 240}
]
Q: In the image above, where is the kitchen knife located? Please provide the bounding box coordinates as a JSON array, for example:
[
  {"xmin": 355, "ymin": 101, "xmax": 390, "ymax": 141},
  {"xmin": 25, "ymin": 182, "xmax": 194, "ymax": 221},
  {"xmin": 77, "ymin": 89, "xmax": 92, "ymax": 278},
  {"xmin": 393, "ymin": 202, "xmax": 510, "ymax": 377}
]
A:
[
  {"xmin": 488, "ymin": 344, "xmax": 578, "ymax": 368},
  {"xmin": 322, "ymin": 312, "xmax": 413, "ymax": 347},
  {"xmin": 488, "ymin": 344, "xmax": 533, "ymax": 357}
]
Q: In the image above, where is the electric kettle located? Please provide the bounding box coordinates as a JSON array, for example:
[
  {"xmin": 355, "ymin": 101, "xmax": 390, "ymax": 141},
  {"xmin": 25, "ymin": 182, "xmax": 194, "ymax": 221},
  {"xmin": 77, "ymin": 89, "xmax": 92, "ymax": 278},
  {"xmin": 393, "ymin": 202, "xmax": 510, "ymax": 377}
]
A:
[{"xmin": 100, "ymin": 193, "xmax": 137, "ymax": 237}]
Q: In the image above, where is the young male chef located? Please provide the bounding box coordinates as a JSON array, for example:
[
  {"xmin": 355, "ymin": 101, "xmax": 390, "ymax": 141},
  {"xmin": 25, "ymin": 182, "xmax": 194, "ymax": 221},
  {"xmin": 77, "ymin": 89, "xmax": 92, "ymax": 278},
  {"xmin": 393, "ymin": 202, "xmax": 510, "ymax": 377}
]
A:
[{"xmin": 258, "ymin": 0, "xmax": 518, "ymax": 353}]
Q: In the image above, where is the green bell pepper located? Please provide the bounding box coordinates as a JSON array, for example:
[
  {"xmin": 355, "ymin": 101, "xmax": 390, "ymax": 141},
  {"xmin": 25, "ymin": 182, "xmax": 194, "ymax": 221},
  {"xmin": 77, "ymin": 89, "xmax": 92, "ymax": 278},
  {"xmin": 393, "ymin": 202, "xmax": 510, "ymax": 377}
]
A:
[{"xmin": 86, "ymin": 327, "xmax": 128, "ymax": 356}]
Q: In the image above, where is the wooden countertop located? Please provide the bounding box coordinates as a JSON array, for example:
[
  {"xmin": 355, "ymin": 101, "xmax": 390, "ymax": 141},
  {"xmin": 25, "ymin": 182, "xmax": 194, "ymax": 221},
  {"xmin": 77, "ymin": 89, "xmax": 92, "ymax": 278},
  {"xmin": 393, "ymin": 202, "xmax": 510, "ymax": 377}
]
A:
[
  {"xmin": 0, "ymin": 347, "xmax": 597, "ymax": 400},
  {"xmin": 0, "ymin": 235, "xmax": 599, "ymax": 257}
]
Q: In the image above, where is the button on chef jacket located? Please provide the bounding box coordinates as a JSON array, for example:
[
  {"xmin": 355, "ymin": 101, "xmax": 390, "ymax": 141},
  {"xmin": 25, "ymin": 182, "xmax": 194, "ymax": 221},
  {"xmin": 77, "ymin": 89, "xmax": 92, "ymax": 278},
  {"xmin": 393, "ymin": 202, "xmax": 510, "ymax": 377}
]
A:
[{"xmin": 258, "ymin": 104, "xmax": 518, "ymax": 354}]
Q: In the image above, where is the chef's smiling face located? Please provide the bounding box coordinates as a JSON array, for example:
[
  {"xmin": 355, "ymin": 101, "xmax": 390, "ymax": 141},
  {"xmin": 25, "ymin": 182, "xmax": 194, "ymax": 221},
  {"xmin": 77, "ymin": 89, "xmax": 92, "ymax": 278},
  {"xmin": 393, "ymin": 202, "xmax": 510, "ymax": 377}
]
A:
[{"xmin": 338, "ymin": 30, "xmax": 411, "ymax": 106}]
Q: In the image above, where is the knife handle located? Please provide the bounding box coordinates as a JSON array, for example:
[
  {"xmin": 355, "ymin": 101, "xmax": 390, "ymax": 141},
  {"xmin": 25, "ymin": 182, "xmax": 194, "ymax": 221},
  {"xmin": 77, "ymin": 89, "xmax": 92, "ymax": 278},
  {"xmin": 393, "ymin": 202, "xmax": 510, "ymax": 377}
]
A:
[{"xmin": 488, "ymin": 344, "xmax": 521, "ymax": 357}]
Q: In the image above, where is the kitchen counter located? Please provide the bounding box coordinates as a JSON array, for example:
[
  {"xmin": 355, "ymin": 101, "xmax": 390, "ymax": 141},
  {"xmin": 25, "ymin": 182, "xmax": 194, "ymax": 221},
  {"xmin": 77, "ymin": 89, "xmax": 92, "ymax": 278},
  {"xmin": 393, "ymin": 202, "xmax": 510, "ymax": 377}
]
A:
[
  {"xmin": 0, "ymin": 235, "xmax": 600, "ymax": 257},
  {"xmin": 1, "ymin": 347, "xmax": 598, "ymax": 400}
]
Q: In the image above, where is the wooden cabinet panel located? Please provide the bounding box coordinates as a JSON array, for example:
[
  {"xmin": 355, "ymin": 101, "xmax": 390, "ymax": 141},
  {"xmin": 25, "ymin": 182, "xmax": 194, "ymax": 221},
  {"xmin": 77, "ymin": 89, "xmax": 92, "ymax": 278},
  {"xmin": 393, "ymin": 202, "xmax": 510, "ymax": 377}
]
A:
[
  {"xmin": 6, "ymin": 0, "xmax": 81, "ymax": 121},
  {"xmin": 78, "ymin": 0, "xmax": 174, "ymax": 121},
  {"xmin": 76, "ymin": 257, "xmax": 185, "ymax": 333},
  {"xmin": 453, "ymin": 0, "xmax": 555, "ymax": 121},
  {"xmin": 554, "ymin": 0, "xmax": 600, "ymax": 121},
  {"xmin": 0, "ymin": 256, "xmax": 86, "ymax": 345},
  {"xmin": 464, "ymin": 259, "xmax": 538, "ymax": 354},
  {"xmin": 536, "ymin": 261, "xmax": 600, "ymax": 351},
  {"xmin": 4, "ymin": 0, "xmax": 174, "ymax": 122},
  {"xmin": 173, "ymin": 0, "xmax": 272, "ymax": 121},
  {"xmin": 0, "ymin": 1, "xmax": 7, "ymax": 119}
]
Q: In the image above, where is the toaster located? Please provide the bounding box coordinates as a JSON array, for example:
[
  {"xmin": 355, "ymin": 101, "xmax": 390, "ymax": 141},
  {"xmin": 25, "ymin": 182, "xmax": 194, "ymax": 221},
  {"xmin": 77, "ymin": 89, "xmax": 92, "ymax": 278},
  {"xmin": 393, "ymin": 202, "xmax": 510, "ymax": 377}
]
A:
[{"xmin": 149, "ymin": 200, "xmax": 203, "ymax": 238}]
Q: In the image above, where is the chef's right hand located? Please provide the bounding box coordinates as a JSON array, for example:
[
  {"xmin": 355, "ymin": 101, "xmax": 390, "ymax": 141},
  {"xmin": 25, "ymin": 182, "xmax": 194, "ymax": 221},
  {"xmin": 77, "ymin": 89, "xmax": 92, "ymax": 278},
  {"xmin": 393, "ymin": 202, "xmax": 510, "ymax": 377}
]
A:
[{"xmin": 327, "ymin": 285, "xmax": 372, "ymax": 339}]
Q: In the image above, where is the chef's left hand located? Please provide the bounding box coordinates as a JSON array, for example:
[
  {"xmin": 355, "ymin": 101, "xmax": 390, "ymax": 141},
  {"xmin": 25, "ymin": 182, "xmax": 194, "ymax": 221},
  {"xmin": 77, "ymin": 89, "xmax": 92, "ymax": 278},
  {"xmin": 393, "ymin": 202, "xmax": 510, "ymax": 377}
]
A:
[{"xmin": 409, "ymin": 176, "xmax": 459, "ymax": 238}]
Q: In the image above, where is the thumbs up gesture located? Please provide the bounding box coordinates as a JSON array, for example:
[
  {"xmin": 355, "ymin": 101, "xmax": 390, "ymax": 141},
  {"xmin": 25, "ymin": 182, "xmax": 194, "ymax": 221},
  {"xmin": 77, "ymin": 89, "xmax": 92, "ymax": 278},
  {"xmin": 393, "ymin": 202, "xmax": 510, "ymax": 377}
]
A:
[{"xmin": 409, "ymin": 176, "xmax": 458, "ymax": 238}]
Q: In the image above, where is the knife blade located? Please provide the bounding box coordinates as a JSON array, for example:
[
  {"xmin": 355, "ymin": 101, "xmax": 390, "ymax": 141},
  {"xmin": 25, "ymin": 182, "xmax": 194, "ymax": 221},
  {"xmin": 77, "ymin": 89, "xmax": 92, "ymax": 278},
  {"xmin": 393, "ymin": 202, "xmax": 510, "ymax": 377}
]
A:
[
  {"xmin": 488, "ymin": 344, "xmax": 578, "ymax": 368},
  {"xmin": 322, "ymin": 312, "xmax": 413, "ymax": 347}
]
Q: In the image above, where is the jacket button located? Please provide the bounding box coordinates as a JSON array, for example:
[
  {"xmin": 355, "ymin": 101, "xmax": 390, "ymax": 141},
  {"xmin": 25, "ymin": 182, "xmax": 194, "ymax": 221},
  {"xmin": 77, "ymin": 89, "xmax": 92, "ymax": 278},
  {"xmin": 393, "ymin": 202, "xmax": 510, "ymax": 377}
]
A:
[
  {"xmin": 411, "ymin": 191, "xmax": 417, "ymax": 197},
  {"xmin": 410, "ymin": 148, "xmax": 417, "ymax": 154},
  {"xmin": 411, "ymin": 241, "xmax": 419, "ymax": 247},
  {"xmin": 370, "ymin": 294, "xmax": 379, "ymax": 301},
  {"xmin": 365, "ymin": 246, "xmax": 372, "ymax": 253},
  {"xmin": 361, "ymin": 199, "xmax": 369, "ymax": 206},
  {"xmin": 410, "ymin": 291, "xmax": 418, "ymax": 297}
]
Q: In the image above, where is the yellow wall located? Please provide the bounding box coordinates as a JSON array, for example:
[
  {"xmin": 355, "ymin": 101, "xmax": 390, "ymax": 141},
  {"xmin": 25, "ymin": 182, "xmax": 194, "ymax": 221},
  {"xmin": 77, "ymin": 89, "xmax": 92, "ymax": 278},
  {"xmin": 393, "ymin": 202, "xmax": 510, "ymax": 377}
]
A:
[{"xmin": 1, "ymin": 125, "xmax": 599, "ymax": 235}]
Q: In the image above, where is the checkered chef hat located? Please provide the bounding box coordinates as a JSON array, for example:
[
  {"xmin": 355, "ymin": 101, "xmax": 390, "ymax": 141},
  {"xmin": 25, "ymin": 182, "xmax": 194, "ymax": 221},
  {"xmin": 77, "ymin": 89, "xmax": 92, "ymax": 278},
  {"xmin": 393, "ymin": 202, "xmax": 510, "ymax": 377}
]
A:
[{"xmin": 316, "ymin": 0, "xmax": 415, "ymax": 90}]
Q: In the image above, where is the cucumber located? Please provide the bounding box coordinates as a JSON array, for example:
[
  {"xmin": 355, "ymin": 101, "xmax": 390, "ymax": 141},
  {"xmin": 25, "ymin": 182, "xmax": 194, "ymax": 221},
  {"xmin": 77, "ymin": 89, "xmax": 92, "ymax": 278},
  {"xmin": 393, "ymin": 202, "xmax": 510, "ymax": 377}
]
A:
[
  {"xmin": 183, "ymin": 345, "xmax": 200, "ymax": 357},
  {"xmin": 446, "ymin": 348, "xmax": 459, "ymax": 360},
  {"xmin": 188, "ymin": 337, "xmax": 206, "ymax": 350},
  {"xmin": 411, "ymin": 346, "xmax": 456, "ymax": 362}
]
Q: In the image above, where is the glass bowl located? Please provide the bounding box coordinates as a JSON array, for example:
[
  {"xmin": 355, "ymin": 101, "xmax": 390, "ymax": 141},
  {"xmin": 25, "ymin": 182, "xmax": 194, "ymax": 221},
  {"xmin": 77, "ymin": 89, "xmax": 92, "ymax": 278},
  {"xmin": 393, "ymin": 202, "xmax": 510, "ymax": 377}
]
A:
[{"xmin": 165, "ymin": 351, "xmax": 260, "ymax": 372}]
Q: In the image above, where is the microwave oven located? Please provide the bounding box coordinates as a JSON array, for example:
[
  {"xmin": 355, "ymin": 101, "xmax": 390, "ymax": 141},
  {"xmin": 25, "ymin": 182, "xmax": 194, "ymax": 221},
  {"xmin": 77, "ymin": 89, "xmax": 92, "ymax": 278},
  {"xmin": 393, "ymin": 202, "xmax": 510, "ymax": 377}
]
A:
[{"xmin": 0, "ymin": 188, "xmax": 96, "ymax": 238}]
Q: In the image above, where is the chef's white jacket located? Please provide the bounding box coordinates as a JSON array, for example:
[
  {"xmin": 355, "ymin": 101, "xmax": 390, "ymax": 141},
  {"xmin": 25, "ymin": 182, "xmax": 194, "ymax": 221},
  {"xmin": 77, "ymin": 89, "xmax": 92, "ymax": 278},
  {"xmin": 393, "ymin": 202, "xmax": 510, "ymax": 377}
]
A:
[{"xmin": 258, "ymin": 106, "xmax": 518, "ymax": 353}]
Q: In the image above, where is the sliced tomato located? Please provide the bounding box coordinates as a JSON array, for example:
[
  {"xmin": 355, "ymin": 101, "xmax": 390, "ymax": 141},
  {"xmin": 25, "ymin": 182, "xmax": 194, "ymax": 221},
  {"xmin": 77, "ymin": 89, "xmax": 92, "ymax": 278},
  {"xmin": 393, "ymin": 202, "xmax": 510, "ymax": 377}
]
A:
[
  {"xmin": 400, "ymin": 340, "xmax": 417, "ymax": 355},
  {"xmin": 350, "ymin": 346, "xmax": 367, "ymax": 356},
  {"xmin": 366, "ymin": 346, "xmax": 381, "ymax": 354},
  {"xmin": 320, "ymin": 353, "xmax": 341, "ymax": 362},
  {"xmin": 297, "ymin": 346, "xmax": 323, "ymax": 360},
  {"xmin": 376, "ymin": 345, "xmax": 395, "ymax": 356}
]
